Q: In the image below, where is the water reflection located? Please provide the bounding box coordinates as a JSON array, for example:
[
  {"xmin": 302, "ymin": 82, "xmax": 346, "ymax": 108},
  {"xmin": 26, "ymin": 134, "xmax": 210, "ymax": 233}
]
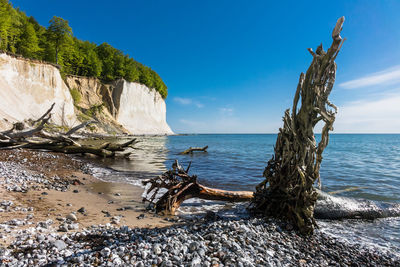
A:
[{"xmin": 91, "ymin": 136, "xmax": 168, "ymax": 181}]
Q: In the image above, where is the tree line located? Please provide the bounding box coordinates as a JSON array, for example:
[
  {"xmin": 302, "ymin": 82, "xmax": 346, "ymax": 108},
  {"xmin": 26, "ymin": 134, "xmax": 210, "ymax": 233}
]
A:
[{"xmin": 0, "ymin": 0, "xmax": 167, "ymax": 98}]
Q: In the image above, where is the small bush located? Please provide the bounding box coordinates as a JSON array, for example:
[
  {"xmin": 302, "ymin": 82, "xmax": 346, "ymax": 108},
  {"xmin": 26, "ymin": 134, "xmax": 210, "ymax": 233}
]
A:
[{"xmin": 70, "ymin": 88, "xmax": 81, "ymax": 104}]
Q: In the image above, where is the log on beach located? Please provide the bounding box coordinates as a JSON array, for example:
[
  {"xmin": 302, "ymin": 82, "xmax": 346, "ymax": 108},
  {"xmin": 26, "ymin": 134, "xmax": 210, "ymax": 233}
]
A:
[{"xmin": 0, "ymin": 103, "xmax": 138, "ymax": 158}]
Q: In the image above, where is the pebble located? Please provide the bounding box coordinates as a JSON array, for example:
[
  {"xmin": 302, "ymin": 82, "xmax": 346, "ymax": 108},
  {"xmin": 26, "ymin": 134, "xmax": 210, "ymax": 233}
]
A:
[
  {"xmin": 53, "ymin": 240, "xmax": 67, "ymax": 251},
  {"xmin": 0, "ymin": 152, "xmax": 398, "ymax": 266},
  {"xmin": 58, "ymin": 224, "xmax": 68, "ymax": 232},
  {"xmin": 77, "ymin": 207, "xmax": 86, "ymax": 213},
  {"xmin": 66, "ymin": 213, "xmax": 77, "ymax": 221}
]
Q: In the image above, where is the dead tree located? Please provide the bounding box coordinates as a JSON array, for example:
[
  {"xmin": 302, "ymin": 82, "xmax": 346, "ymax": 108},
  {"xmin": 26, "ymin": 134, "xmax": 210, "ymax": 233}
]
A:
[
  {"xmin": 143, "ymin": 160, "xmax": 253, "ymax": 214},
  {"xmin": 180, "ymin": 145, "xmax": 208, "ymax": 155},
  {"xmin": 249, "ymin": 17, "xmax": 345, "ymax": 234},
  {"xmin": 142, "ymin": 18, "xmax": 345, "ymax": 230},
  {"xmin": 0, "ymin": 104, "xmax": 138, "ymax": 158}
]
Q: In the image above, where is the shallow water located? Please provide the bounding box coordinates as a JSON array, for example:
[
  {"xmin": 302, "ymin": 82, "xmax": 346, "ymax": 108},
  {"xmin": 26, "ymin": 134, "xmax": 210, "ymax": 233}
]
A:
[{"xmin": 90, "ymin": 134, "xmax": 400, "ymax": 255}]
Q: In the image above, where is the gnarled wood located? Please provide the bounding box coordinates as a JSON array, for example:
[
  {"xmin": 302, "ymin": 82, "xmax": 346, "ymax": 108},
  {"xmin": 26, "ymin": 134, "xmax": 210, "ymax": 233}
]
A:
[
  {"xmin": 0, "ymin": 104, "xmax": 138, "ymax": 158},
  {"xmin": 142, "ymin": 161, "xmax": 253, "ymax": 214},
  {"xmin": 249, "ymin": 17, "xmax": 345, "ymax": 234}
]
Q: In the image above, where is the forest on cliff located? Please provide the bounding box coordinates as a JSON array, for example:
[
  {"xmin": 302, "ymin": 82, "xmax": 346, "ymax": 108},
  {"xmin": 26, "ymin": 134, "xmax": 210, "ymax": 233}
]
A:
[{"xmin": 0, "ymin": 0, "xmax": 167, "ymax": 98}]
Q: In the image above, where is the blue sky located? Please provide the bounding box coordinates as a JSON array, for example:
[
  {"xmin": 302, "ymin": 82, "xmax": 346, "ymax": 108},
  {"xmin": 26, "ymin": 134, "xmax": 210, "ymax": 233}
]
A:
[{"xmin": 12, "ymin": 0, "xmax": 400, "ymax": 133}]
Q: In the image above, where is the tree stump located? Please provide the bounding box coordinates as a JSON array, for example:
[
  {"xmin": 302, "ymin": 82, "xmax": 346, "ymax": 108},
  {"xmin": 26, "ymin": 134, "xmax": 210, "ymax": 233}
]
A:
[{"xmin": 250, "ymin": 17, "xmax": 345, "ymax": 234}]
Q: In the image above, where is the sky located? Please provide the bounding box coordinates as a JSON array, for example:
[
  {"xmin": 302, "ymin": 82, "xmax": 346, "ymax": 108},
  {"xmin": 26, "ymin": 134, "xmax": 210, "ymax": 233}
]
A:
[{"xmin": 12, "ymin": 0, "xmax": 400, "ymax": 133}]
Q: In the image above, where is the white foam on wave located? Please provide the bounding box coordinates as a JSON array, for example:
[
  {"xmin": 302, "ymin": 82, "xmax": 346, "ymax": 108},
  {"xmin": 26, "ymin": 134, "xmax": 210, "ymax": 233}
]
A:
[{"xmin": 318, "ymin": 217, "xmax": 400, "ymax": 259}]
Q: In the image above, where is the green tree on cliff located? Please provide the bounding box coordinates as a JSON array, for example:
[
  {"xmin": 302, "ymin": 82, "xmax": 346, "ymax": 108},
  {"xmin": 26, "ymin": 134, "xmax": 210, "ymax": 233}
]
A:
[
  {"xmin": 0, "ymin": 1, "xmax": 168, "ymax": 98},
  {"xmin": 47, "ymin": 16, "xmax": 72, "ymax": 64},
  {"xmin": 0, "ymin": 0, "xmax": 12, "ymax": 50},
  {"xmin": 16, "ymin": 21, "xmax": 40, "ymax": 57}
]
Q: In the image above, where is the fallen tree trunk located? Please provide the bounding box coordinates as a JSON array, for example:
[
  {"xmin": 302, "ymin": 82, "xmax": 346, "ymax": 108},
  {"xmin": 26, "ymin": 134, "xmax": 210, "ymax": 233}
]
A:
[
  {"xmin": 0, "ymin": 104, "xmax": 138, "ymax": 158},
  {"xmin": 143, "ymin": 160, "xmax": 253, "ymax": 214},
  {"xmin": 143, "ymin": 162, "xmax": 400, "ymax": 221},
  {"xmin": 180, "ymin": 145, "xmax": 208, "ymax": 155}
]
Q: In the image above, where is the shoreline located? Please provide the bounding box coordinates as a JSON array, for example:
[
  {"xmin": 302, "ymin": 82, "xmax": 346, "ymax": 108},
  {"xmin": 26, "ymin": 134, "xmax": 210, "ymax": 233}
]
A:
[
  {"xmin": 0, "ymin": 149, "xmax": 399, "ymax": 266},
  {"xmin": 0, "ymin": 149, "xmax": 173, "ymax": 246}
]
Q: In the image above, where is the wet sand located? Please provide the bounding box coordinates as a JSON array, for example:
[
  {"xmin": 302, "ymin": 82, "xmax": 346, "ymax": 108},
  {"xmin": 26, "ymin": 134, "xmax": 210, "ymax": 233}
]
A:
[{"xmin": 0, "ymin": 149, "xmax": 172, "ymax": 245}]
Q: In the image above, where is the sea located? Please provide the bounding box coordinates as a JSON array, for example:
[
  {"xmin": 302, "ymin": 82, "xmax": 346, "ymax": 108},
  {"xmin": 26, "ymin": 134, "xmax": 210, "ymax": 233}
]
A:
[{"xmin": 89, "ymin": 134, "xmax": 400, "ymax": 256}]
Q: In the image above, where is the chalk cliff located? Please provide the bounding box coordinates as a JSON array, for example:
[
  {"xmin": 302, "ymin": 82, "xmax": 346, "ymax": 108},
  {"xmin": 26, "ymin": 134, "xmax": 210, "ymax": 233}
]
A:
[
  {"xmin": 64, "ymin": 76, "xmax": 173, "ymax": 135},
  {"xmin": 112, "ymin": 79, "xmax": 173, "ymax": 135},
  {"xmin": 0, "ymin": 53, "xmax": 76, "ymax": 130},
  {"xmin": 0, "ymin": 53, "xmax": 173, "ymax": 135}
]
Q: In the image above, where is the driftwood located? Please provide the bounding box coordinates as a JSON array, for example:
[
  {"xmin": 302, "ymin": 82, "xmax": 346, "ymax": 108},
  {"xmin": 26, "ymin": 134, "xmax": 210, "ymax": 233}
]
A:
[
  {"xmin": 180, "ymin": 146, "xmax": 208, "ymax": 155},
  {"xmin": 65, "ymin": 120, "xmax": 97, "ymax": 136},
  {"xmin": 33, "ymin": 103, "xmax": 55, "ymax": 123},
  {"xmin": 142, "ymin": 18, "xmax": 345, "ymax": 231},
  {"xmin": 0, "ymin": 104, "xmax": 138, "ymax": 158},
  {"xmin": 142, "ymin": 163, "xmax": 400, "ymax": 222},
  {"xmin": 142, "ymin": 161, "xmax": 253, "ymax": 214},
  {"xmin": 249, "ymin": 17, "xmax": 345, "ymax": 234}
]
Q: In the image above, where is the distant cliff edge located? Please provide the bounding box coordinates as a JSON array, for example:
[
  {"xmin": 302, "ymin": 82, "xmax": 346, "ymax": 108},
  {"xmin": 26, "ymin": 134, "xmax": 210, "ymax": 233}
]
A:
[{"xmin": 0, "ymin": 53, "xmax": 173, "ymax": 135}]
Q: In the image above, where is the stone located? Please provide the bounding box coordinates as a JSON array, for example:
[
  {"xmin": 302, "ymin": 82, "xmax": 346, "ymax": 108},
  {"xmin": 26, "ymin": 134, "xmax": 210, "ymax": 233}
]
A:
[
  {"xmin": 100, "ymin": 247, "xmax": 111, "ymax": 258},
  {"xmin": 58, "ymin": 224, "xmax": 68, "ymax": 232},
  {"xmin": 66, "ymin": 213, "xmax": 77, "ymax": 221},
  {"xmin": 53, "ymin": 240, "xmax": 67, "ymax": 251},
  {"xmin": 77, "ymin": 207, "xmax": 86, "ymax": 213},
  {"xmin": 153, "ymin": 244, "xmax": 162, "ymax": 255}
]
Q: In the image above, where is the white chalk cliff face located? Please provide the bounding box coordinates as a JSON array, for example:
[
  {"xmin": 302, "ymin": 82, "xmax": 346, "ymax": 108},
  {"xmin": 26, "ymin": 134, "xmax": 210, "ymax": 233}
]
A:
[
  {"xmin": 0, "ymin": 53, "xmax": 76, "ymax": 129},
  {"xmin": 0, "ymin": 53, "xmax": 173, "ymax": 135},
  {"xmin": 113, "ymin": 80, "xmax": 173, "ymax": 135}
]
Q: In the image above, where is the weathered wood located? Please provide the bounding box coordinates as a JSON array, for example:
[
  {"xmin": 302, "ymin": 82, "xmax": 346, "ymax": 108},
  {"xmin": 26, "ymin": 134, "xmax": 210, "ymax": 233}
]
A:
[
  {"xmin": 0, "ymin": 104, "xmax": 138, "ymax": 157},
  {"xmin": 105, "ymin": 138, "xmax": 138, "ymax": 151},
  {"xmin": 33, "ymin": 103, "xmax": 55, "ymax": 123},
  {"xmin": 142, "ymin": 161, "xmax": 253, "ymax": 214},
  {"xmin": 250, "ymin": 17, "xmax": 345, "ymax": 234},
  {"xmin": 180, "ymin": 145, "xmax": 208, "ymax": 155},
  {"xmin": 65, "ymin": 120, "xmax": 97, "ymax": 136}
]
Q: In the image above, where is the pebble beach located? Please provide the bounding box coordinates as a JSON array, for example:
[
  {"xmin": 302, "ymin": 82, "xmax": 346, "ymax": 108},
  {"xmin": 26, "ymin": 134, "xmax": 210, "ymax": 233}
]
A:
[{"xmin": 0, "ymin": 149, "xmax": 399, "ymax": 266}]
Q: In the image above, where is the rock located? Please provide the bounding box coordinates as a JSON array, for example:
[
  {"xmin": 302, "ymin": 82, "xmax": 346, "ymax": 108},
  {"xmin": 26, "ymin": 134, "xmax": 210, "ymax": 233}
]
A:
[
  {"xmin": 191, "ymin": 256, "xmax": 201, "ymax": 267},
  {"xmin": 53, "ymin": 240, "xmax": 67, "ymax": 251},
  {"xmin": 100, "ymin": 247, "xmax": 111, "ymax": 258},
  {"xmin": 77, "ymin": 207, "xmax": 86, "ymax": 214},
  {"xmin": 153, "ymin": 244, "xmax": 162, "ymax": 255},
  {"xmin": 67, "ymin": 223, "xmax": 79, "ymax": 230},
  {"xmin": 66, "ymin": 213, "xmax": 77, "ymax": 221},
  {"xmin": 58, "ymin": 224, "xmax": 68, "ymax": 232},
  {"xmin": 111, "ymin": 216, "xmax": 120, "ymax": 224},
  {"xmin": 63, "ymin": 249, "xmax": 73, "ymax": 257},
  {"xmin": 73, "ymin": 189, "xmax": 79, "ymax": 193},
  {"xmin": 189, "ymin": 241, "xmax": 199, "ymax": 252},
  {"xmin": 141, "ymin": 250, "xmax": 148, "ymax": 259}
]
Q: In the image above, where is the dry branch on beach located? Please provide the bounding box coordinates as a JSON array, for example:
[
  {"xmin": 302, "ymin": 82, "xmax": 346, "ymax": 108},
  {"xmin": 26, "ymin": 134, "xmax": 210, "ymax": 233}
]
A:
[
  {"xmin": 0, "ymin": 103, "xmax": 138, "ymax": 158},
  {"xmin": 142, "ymin": 160, "xmax": 253, "ymax": 214}
]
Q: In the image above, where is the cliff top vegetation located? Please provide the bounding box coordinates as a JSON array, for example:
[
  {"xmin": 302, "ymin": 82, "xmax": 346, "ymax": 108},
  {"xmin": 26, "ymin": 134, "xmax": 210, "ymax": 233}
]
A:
[{"xmin": 0, "ymin": 0, "xmax": 168, "ymax": 98}]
